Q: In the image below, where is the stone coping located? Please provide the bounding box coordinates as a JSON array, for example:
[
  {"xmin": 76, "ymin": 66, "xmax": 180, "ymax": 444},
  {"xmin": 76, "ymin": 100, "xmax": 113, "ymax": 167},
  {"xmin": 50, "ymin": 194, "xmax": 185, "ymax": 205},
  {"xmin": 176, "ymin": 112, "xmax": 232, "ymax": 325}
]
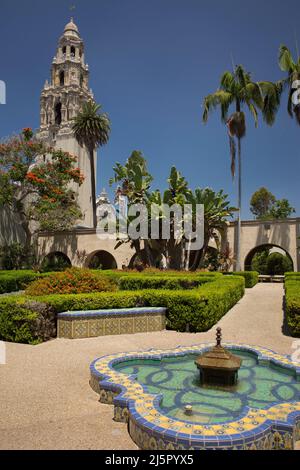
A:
[
  {"xmin": 58, "ymin": 307, "xmax": 167, "ymax": 319},
  {"xmin": 90, "ymin": 344, "xmax": 300, "ymax": 450}
]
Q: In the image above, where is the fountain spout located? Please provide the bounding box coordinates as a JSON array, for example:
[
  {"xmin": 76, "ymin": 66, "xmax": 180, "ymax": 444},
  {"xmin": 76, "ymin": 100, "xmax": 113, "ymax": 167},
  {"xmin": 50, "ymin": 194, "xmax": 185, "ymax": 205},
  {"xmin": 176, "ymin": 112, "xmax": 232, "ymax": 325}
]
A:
[{"xmin": 195, "ymin": 328, "xmax": 242, "ymax": 387}]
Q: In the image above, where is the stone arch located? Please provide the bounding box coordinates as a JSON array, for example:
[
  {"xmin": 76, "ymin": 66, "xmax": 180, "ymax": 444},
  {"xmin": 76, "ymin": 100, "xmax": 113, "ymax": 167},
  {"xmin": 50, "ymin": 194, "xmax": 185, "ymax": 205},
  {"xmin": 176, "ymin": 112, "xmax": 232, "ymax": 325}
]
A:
[
  {"xmin": 41, "ymin": 251, "xmax": 72, "ymax": 272},
  {"xmin": 86, "ymin": 250, "xmax": 118, "ymax": 270},
  {"xmin": 244, "ymin": 244, "xmax": 294, "ymax": 273}
]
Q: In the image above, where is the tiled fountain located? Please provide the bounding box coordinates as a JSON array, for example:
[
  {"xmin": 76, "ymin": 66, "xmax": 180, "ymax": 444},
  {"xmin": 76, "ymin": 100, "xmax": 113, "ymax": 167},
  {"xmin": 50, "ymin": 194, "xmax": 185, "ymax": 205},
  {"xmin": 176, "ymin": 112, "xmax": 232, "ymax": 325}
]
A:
[{"xmin": 90, "ymin": 334, "xmax": 300, "ymax": 450}]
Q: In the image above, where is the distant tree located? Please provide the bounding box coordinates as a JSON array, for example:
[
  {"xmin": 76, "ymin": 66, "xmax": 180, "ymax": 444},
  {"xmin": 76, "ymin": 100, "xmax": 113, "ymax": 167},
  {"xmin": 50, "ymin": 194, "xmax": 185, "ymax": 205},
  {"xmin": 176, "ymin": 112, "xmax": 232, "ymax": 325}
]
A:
[
  {"xmin": 251, "ymin": 248, "xmax": 269, "ymax": 274},
  {"xmin": 269, "ymin": 199, "xmax": 295, "ymax": 219},
  {"xmin": 250, "ymin": 187, "xmax": 276, "ymax": 219},
  {"xmin": 266, "ymin": 252, "xmax": 293, "ymax": 275},
  {"xmin": 250, "ymin": 187, "xmax": 295, "ymax": 220}
]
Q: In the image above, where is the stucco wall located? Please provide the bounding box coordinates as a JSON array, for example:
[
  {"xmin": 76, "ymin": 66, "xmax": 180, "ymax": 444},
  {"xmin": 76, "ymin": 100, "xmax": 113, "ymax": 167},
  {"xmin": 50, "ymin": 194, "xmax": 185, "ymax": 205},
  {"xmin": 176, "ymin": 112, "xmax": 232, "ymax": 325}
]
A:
[{"xmin": 37, "ymin": 229, "xmax": 135, "ymax": 269}]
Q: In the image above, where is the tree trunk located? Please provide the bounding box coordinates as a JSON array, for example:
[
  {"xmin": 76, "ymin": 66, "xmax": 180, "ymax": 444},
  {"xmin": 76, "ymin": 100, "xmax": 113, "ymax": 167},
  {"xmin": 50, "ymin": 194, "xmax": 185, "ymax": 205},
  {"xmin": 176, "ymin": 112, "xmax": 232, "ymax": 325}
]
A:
[
  {"xmin": 89, "ymin": 147, "xmax": 97, "ymax": 229},
  {"xmin": 236, "ymin": 137, "xmax": 242, "ymax": 272}
]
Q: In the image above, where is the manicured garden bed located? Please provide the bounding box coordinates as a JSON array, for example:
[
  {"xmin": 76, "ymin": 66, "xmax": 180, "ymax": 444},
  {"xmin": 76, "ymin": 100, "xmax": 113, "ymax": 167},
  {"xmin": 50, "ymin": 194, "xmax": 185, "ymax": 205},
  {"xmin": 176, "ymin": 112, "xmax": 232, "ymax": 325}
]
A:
[
  {"xmin": 285, "ymin": 273, "xmax": 300, "ymax": 337},
  {"xmin": 0, "ymin": 273, "xmax": 245, "ymax": 344}
]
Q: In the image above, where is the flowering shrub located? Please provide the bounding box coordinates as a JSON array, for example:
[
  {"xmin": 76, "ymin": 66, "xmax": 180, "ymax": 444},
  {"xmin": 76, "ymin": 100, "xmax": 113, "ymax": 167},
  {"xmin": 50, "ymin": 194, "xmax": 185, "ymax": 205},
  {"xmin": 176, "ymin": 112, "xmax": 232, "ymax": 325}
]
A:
[{"xmin": 25, "ymin": 268, "xmax": 117, "ymax": 296}]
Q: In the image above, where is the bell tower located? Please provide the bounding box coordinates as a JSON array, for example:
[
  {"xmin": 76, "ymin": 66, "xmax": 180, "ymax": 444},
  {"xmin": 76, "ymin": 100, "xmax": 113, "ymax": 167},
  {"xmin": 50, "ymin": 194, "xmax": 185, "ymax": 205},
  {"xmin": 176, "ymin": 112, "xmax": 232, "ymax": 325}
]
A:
[{"xmin": 38, "ymin": 18, "xmax": 96, "ymax": 227}]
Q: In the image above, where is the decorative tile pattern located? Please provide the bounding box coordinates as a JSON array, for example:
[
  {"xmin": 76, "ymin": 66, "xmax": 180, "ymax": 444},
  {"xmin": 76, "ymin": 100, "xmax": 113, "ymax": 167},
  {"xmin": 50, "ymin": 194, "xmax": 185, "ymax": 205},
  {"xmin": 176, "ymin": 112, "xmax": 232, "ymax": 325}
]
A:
[
  {"xmin": 58, "ymin": 319, "xmax": 72, "ymax": 339},
  {"xmin": 90, "ymin": 343, "xmax": 300, "ymax": 450},
  {"xmin": 57, "ymin": 308, "xmax": 166, "ymax": 339},
  {"xmin": 73, "ymin": 320, "xmax": 88, "ymax": 339}
]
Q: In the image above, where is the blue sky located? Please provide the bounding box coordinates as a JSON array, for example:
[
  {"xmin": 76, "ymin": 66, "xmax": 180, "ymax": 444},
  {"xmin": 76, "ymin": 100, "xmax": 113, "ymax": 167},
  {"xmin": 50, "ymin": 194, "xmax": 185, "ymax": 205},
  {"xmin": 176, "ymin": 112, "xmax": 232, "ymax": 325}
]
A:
[{"xmin": 0, "ymin": 0, "xmax": 300, "ymax": 219}]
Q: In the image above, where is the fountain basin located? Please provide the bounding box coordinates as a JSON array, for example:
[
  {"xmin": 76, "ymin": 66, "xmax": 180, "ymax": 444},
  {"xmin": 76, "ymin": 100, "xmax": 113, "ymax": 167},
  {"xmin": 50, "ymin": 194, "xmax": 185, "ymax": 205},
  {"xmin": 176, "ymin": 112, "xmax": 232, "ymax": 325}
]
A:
[{"xmin": 90, "ymin": 344, "xmax": 300, "ymax": 450}]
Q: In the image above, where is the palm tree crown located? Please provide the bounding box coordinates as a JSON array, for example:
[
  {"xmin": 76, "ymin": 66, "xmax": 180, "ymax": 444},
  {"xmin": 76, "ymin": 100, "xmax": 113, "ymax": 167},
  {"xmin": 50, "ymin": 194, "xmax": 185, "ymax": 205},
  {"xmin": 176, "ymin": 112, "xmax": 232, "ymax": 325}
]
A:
[{"xmin": 73, "ymin": 101, "xmax": 111, "ymax": 149}]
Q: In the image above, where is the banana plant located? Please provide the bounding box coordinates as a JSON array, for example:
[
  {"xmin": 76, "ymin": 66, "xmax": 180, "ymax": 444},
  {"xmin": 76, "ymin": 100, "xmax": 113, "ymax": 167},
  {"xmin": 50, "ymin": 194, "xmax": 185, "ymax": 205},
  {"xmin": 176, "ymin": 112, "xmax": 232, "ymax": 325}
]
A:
[{"xmin": 186, "ymin": 188, "xmax": 237, "ymax": 270}]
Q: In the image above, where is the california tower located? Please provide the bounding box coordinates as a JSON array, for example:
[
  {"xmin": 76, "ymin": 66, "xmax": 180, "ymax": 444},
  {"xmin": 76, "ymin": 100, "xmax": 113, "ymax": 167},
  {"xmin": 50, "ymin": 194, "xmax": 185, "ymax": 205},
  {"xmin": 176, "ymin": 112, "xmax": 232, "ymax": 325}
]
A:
[{"xmin": 38, "ymin": 18, "xmax": 96, "ymax": 227}]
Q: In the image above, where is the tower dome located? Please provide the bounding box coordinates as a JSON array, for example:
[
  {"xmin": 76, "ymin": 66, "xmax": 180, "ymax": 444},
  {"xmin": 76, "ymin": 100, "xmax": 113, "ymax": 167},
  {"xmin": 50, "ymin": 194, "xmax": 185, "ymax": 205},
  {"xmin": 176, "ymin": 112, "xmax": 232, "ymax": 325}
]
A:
[{"xmin": 64, "ymin": 18, "xmax": 79, "ymax": 37}]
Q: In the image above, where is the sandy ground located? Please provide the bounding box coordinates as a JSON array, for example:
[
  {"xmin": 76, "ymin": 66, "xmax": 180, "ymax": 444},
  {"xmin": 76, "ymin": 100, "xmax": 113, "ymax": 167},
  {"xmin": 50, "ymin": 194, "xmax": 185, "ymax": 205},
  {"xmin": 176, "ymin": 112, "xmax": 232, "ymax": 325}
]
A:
[{"xmin": 0, "ymin": 283, "xmax": 299, "ymax": 450}]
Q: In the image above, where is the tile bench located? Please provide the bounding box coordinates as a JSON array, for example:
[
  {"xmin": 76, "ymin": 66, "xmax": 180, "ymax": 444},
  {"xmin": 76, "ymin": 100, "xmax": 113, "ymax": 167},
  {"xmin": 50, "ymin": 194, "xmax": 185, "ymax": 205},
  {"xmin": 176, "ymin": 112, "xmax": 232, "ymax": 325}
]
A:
[{"xmin": 57, "ymin": 307, "xmax": 167, "ymax": 339}]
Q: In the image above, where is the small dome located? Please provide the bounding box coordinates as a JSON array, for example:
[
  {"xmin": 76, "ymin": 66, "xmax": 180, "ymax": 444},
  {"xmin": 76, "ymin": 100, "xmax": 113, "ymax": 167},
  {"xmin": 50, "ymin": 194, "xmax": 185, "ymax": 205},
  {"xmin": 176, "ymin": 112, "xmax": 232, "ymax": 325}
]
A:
[{"xmin": 64, "ymin": 18, "xmax": 79, "ymax": 36}]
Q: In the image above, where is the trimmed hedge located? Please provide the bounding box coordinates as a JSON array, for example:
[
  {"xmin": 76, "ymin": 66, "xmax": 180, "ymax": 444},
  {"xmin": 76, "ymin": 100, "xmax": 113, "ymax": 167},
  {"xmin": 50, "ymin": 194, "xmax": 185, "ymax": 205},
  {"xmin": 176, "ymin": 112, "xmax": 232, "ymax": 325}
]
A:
[
  {"xmin": 285, "ymin": 277, "xmax": 300, "ymax": 337},
  {"xmin": 226, "ymin": 272, "xmax": 259, "ymax": 288},
  {"xmin": 0, "ymin": 268, "xmax": 224, "ymax": 294},
  {"xmin": 0, "ymin": 271, "xmax": 48, "ymax": 294},
  {"xmin": 119, "ymin": 275, "xmax": 215, "ymax": 291},
  {"xmin": 99, "ymin": 269, "xmax": 222, "ymax": 282},
  {"xmin": 285, "ymin": 272, "xmax": 300, "ymax": 281},
  {"xmin": 0, "ymin": 275, "xmax": 245, "ymax": 343}
]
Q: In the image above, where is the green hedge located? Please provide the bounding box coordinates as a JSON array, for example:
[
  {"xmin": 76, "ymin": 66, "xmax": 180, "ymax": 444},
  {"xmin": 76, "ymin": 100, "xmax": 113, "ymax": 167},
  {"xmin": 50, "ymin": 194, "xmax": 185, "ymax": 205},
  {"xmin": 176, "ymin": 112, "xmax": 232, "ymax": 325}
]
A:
[
  {"xmin": 119, "ymin": 275, "xmax": 215, "ymax": 291},
  {"xmin": 0, "ymin": 276, "xmax": 245, "ymax": 343},
  {"xmin": 225, "ymin": 272, "xmax": 259, "ymax": 288},
  {"xmin": 0, "ymin": 271, "xmax": 48, "ymax": 294},
  {"xmin": 285, "ymin": 272, "xmax": 300, "ymax": 281},
  {"xmin": 285, "ymin": 278, "xmax": 300, "ymax": 337}
]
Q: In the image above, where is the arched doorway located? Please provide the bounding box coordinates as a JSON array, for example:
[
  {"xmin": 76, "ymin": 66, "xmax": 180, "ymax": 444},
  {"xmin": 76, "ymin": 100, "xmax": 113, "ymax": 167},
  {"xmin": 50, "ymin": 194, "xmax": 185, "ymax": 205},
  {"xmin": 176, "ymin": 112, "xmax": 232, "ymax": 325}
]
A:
[
  {"xmin": 245, "ymin": 244, "xmax": 294, "ymax": 275},
  {"xmin": 41, "ymin": 252, "xmax": 72, "ymax": 272},
  {"xmin": 86, "ymin": 250, "xmax": 117, "ymax": 270},
  {"xmin": 129, "ymin": 249, "xmax": 163, "ymax": 270}
]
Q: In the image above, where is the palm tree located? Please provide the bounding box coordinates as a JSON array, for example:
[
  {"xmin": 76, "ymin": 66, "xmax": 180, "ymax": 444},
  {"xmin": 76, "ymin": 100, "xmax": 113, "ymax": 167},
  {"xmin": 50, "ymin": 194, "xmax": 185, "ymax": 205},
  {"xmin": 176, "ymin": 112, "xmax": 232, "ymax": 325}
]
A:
[
  {"xmin": 72, "ymin": 101, "xmax": 111, "ymax": 228},
  {"xmin": 202, "ymin": 65, "xmax": 281, "ymax": 271},
  {"xmin": 278, "ymin": 44, "xmax": 300, "ymax": 124}
]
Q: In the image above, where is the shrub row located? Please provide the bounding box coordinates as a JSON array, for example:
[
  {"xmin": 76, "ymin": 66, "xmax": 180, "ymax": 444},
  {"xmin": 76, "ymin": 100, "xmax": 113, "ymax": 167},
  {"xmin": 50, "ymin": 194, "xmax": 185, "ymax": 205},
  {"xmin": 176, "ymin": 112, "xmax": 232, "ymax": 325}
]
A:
[
  {"xmin": 285, "ymin": 277, "xmax": 300, "ymax": 337},
  {"xmin": 0, "ymin": 276, "xmax": 245, "ymax": 343},
  {"xmin": 225, "ymin": 271, "xmax": 259, "ymax": 288},
  {"xmin": 285, "ymin": 272, "xmax": 300, "ymax": 281},
  {"xmin": 119, "ymin": 275, "xmax": 215, "ymax": 291},
  {"xmin": 0, "ymin": 271, "xmax": 51, "ymax": 295}
]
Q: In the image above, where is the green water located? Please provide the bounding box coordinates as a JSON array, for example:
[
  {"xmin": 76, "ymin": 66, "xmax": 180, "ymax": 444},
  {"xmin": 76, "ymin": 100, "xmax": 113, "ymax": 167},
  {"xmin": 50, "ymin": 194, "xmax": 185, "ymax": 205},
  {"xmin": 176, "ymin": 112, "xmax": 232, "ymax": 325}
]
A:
[{"xmin": 114, "ymin": 351, "xmax": 300, "ymax": 424}]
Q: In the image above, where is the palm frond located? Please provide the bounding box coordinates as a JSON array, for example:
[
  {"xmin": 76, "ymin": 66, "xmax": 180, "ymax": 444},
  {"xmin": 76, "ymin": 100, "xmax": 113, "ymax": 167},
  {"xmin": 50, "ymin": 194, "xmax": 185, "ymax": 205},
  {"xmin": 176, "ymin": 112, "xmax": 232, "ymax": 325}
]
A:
[
  {"xmin": 278, "ymin": 44, "xmax": 295, "ymax": 72},
  {"xmin": 258, "ymin": 81, "xmax": 282, "ymax": 126},
  {"xmin": 202, "ymin": 91, "xmax": 233, "ymax": 123}
]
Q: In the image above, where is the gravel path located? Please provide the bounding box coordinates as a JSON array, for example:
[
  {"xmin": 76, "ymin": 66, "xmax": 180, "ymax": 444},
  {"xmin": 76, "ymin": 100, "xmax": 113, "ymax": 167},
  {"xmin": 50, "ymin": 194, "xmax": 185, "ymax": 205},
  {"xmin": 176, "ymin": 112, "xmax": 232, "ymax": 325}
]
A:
[{"xmin": 0, "ymin": 283, "xmax": 298, "ymax": 450}]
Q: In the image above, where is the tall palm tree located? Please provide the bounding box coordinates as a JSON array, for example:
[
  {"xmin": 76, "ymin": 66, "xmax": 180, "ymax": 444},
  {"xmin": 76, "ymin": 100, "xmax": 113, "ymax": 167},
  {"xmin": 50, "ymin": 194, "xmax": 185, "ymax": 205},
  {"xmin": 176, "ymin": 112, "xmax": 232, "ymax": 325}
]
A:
[
  {"xmin": 278, "ymin": 45, "xmax": 300, "ymax": 124},
  {"xmin": 72, "ymin": 101, "xmax": 111, "ymax": 228},
  {"xmin": 202, "ymin": 65, "xmax": 281, "ymax": 271}
]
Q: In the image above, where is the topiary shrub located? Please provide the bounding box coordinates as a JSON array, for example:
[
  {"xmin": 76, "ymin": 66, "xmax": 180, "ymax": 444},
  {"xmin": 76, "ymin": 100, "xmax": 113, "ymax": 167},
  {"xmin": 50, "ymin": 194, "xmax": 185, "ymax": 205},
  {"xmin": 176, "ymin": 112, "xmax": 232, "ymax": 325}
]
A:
[{"xmin": 25, "ymin": 268, "xmax": 117, "ymax": 296}]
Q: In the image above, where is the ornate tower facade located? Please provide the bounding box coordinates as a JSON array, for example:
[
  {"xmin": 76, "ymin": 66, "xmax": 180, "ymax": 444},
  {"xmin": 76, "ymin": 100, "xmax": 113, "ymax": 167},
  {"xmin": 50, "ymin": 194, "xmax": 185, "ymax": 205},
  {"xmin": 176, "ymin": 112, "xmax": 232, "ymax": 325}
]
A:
[{"xmin": 38, "ymin": 18, "xmax": 96, "ymax": 227}]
